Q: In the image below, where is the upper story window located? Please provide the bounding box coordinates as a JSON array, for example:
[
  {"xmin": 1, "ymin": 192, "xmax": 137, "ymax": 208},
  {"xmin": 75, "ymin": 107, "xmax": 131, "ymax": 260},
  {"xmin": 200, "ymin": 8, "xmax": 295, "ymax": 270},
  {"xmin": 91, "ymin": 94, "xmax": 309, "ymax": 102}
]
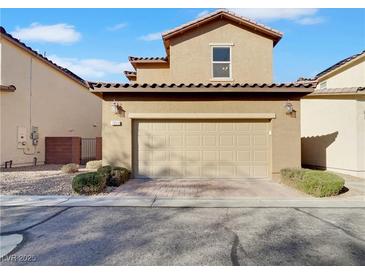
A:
[{"xmin": 211, "ymin": 44, "xmax": 232, "ymax": 80}]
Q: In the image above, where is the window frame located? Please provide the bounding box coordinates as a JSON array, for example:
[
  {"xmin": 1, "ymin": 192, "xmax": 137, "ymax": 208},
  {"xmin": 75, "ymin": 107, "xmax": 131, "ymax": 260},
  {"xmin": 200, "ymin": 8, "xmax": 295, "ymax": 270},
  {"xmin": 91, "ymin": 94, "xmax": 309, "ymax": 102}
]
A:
[{"xmin": 210, "ymin": 44, "xmax": 233, "ymax": 81}]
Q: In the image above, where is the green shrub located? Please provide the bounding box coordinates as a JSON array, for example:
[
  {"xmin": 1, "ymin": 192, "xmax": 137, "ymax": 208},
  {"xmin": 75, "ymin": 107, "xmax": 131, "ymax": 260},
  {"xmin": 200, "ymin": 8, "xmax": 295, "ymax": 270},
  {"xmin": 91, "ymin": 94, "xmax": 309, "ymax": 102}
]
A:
[
  {"xmin": 72, "ymin": 172, "xmax": 106, "ymax": 195},
  {"xmin": 97, "ymin": 165, "xmax": 112, "ymax": 177},
  {"xmin": 280, "ymin": 168, "xmax": 345, "ymax": 197},
  {"xmin": 86, "ymin": 160, "xmax": 102, "ymax": 170},
  {"xmin": 97, "ymin": 165, "xmax": 130, "ymax": 187},
  {"xmin": 61, "ymin": 163, "xmax": 79, "ymax": 174}
]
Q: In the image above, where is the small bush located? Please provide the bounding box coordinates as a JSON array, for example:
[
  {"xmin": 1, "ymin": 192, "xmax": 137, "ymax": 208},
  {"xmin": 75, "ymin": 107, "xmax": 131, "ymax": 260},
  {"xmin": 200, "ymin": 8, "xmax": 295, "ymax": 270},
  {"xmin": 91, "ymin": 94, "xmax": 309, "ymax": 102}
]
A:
[
  {"xmin": 97, "ymin": 165, "xmax": 112, "ymax": 177},
  {"xmin": 97, "ymin": 165, "xmax": 130, "ymax": 187},
  {"xmin": 61, "ymin": 163, "xmax": 79, "ymax": 174},
  {"xmin": 280, "ymin": 168, "xmax": 345, "ymax": 197},
  {"xmin": 86, "ymin": 160, "xmax": 102, "ymax": 170},
  {"xmin": 72, "ymin": 172, "xmax": 106, "ymax": 194}
]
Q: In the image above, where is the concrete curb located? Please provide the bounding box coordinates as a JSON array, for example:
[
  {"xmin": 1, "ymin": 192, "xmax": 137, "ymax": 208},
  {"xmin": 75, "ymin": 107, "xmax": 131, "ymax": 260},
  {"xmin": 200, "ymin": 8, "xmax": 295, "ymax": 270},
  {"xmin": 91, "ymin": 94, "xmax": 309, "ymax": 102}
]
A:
[
  {"xmin": 0, "ymin": 195, "xmax": 70, "ymax": 207},
  {"xmin": 0, "ymin": 234, "xmax": 23, "ymax": 258},
  {"xmin": 152, "ymin": 198, "xmax": 365, "ymax": 208},
  {"xmin": 1, "ymin": 195, "xmax": 364, "ymax": 208}
]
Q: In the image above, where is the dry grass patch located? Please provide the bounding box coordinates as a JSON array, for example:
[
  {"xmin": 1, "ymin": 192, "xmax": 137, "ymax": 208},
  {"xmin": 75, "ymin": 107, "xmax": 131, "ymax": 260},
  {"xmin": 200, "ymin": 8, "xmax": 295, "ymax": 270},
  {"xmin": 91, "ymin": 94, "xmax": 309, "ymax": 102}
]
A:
[{"xmin": 61, "ymin": 163, "xmax": 79, "ymax": 174}]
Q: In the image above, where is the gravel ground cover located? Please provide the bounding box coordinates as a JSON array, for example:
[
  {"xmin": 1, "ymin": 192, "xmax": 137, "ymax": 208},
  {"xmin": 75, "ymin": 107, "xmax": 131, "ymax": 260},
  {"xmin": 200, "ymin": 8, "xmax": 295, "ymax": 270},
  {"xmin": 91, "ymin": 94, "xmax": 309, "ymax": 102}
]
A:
[{"xmin": 0, "ymin": 165, "xmax": 115, "ymax": 195}]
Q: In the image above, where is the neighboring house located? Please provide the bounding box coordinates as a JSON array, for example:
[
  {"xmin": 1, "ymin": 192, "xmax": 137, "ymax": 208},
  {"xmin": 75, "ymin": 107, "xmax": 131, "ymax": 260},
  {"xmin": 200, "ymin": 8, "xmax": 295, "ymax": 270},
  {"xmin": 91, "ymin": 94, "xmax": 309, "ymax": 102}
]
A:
[
  {"xmin": 0, "ymin": 27, "xmax": 101, "ymax": 167},
  {"xmin": 90, "ymin": 10, "xmax": 314, "ymax": 179},
  {"xmin": 301, "ymin": 50, "xmax": 365, "ymax": 178}
]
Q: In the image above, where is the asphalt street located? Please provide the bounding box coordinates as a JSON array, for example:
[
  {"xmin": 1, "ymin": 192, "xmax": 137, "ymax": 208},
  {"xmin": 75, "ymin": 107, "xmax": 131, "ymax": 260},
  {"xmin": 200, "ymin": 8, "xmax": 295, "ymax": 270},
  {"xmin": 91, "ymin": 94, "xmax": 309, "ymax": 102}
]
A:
[{"xmin": 0, "ymin": 206, "xmax": 364, "ymax": 265}]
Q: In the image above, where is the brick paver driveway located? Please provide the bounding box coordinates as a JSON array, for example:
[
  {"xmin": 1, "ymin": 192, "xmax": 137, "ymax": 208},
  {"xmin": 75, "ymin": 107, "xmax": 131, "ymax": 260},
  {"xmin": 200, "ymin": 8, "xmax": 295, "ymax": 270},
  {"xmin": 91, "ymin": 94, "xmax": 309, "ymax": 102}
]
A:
[{"xmin": 110, "ymin": 178, "xmax": 306, "ymax": 198}]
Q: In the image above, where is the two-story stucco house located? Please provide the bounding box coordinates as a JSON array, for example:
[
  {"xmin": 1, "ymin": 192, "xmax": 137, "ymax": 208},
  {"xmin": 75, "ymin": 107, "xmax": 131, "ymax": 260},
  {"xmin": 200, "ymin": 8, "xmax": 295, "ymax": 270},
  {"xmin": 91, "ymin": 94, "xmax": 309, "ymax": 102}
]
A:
[
  {"xmin": 301, "ymin": 50, "xmax": 365, "ymax": 178},
  {"xmin": 90, "ymin": 10, "xmax": 314, "ymax": 179},
  {"xmin": 0, "ymin": 27, "xmax": 101, "ymax": 167}
]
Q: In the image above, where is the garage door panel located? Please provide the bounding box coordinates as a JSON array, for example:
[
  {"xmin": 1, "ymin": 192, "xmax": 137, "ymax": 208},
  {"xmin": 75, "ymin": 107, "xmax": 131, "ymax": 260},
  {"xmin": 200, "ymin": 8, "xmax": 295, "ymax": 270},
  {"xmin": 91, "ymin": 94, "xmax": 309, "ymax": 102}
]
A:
[
  {"xmin": 152, "ymin": 123, "xmax": 168, "ymax": 131},
  {"xmin": 185, "ymin": 123, "xmax": 201, "ymax": 131},
  {"xmin": 253, "ymin": 166, "xmax": 269, "ymax": 177},
  {"xmin": 134, "ymin": 120, "xmax": 270, "ymax": 179},
  {"xmin": 219, "ymin": 135, "xmax": 234, "ymax": 146},
  {"xmin": 203, "ymin": 136, "xmax": 217, "ymax": 146},
  {"xmin": 253, "ymin": 122, "xmax": 268, "ymax": 130},
  {"xmin": 202, "ymin": 151, "xmax": 218, "ymax": 161},
  {"xmin": 185, "ymin": 166, "xmax": 201, "ymax": 177},
  {"xmin": 237, "ymin": 135, "xmax": 251, "ymax": 146},
  {"xmin": 186, "ymin": 135, "xmax": 201, "ymax": 146},
  {"xmin": 169, "ymin": 151, "xmax": 184, "ymax": 162},
  {"xmin": 220, "ymin": 151, "xmax": 234, "ymax": 161},
  {"xmin": 203, "ymin": 123, "xmax": 217, "ymax": 131},
  {"xmin": 201, "ymin": 167, "xmax": 218, "ymax": 178},
  {"xmin": 218, "ymin": 166, "xmax": 235, "ymax": 178},
  {"xmin": 152, "ymin": 135, "xmax": 166, "ymax": 147},
  {"xmin": 169, "ymin": 136, "xmax": 184, "ymax": 147},
  {"xmin": 235, "ymin": 123, "xmax": 250, "ymax": 131},
  {"xmin": 152, "ymin": 151, "xmax": 168, "ymax": 161},
  {"xmin": 167, "ymin": 122, "xmax": 184, "ymax": 131},
  {"xmin": 236, "ymin": 165, "xmax": 251, "ymax": 177},
  {"xmin": 237, "ymin": 150, "xmax": 251, "ymax": 161},
  {"xmin": 185, "ymin": 151, "xmax": 201, "ymax": 162},
  {"xmin": 253, "ymin": 151, "xmax": 268, "ymax": 161},
  {"xmin": 219, "ymin": 124, "xmax": 234, "ymax": 132}
]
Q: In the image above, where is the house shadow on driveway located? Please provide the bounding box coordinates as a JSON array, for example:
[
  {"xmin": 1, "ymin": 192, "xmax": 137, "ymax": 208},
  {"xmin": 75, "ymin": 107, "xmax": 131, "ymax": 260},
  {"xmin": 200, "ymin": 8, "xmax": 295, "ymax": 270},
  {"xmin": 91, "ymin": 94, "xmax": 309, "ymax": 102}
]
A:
[
  {"xmin": 1, "ymin": 206, "xmax": 364, "ymax": 266},
  {"xmin": 109, "ymin": 178, "xmax": 307, "ymax": 199}
]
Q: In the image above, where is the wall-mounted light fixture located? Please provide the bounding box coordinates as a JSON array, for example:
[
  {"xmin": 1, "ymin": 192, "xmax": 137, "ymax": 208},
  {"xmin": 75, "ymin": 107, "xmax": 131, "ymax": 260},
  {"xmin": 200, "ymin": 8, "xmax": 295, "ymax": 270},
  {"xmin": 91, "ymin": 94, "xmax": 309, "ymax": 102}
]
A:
[
  {"xmin": 111, "ymin": 100, "xmax": 123, "ymax": 114},
  {"xmin": 284, "ymin": 100, "xmax": 294, "ymax": 114}
]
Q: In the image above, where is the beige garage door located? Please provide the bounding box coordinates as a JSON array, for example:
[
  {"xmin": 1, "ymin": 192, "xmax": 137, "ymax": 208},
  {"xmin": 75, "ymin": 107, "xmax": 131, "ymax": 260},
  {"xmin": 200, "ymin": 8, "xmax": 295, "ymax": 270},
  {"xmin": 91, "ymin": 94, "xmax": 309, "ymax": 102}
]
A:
[{"xmin": 133, "ymin": 120, "xmax": 270, "ymax": 179}]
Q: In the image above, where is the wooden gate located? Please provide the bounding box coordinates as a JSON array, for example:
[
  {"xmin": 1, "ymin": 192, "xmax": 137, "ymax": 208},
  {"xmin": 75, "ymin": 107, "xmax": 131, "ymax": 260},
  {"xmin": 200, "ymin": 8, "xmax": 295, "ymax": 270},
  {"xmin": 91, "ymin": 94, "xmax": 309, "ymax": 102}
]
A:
[{"xmin": 81, "ymin": 138, "xmax": 96, "ymax": 164}]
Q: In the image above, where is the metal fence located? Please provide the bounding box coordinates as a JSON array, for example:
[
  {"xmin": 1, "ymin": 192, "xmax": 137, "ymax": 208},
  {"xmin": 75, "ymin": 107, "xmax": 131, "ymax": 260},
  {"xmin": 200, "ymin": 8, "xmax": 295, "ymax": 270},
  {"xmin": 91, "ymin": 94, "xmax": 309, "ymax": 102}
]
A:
[{"xmin": 81, "ymin": 138, "xmax": 96, "ymax": 164}]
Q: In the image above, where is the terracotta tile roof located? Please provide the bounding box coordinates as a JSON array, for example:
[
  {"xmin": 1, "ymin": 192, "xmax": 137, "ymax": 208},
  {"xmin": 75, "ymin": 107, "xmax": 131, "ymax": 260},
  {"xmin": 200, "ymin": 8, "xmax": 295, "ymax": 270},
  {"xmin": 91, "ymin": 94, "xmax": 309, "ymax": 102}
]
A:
[
  {"xmin": 0, "ymin": 26, "xmax": 88, "ymax": 88},
  {"xmin": 315, "ymin": 50, "xmax": 365, "ymax": 79},
  {"xmin": 123, "ymin": 70, "xmax": 137, "ymax": 81},
  {"xmin": 162, "ymin": 9, "xmax": 283, "ymax": 46},
  {"xmin": 124, "ymin": 71, "xmax": 136, "ymax": 76},
  {"xmin": 295, "ymin": 77, "xmax": 317, "ymax": 85},
  {"xmin": 128, "ymin": 56, "xmax": 169, "ymax": 69},
  {"xmin": 309, "ymin": 87, "xmax": 365, "ymax": 96},
  {"xmin": 88, "ymin": 82, "xmax": 315, "ymax": 93},
  {"xmin": 128, "ymin": 56, "xmax": 168, "ymax": 62}
]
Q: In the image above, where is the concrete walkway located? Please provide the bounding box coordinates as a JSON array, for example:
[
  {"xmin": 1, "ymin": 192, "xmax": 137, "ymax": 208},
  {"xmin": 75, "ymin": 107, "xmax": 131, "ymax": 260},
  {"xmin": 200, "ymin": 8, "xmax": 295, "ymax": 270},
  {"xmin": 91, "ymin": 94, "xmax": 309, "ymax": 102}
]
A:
[
  {"xmin": 1, "ymin": 194, "xmax": 364, "ymax": 208},
  {"xmin": 0, "ymin": 234, "xmax": 23, "ymax": 258}
]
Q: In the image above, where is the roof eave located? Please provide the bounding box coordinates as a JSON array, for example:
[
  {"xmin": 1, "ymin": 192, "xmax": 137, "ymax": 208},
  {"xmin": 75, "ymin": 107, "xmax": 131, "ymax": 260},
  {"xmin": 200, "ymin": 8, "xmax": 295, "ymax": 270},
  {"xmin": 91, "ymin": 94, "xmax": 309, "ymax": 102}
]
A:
[
  {"xmin": 162, "ymin": 11, "xmax": 283, "ymax": 52},
  {"xmin": 129, "ymin": 60, "xmax": 168, "ymax": 69},
  {"xmin": 126, "ymin": 75, "xmax": 137, "ymax": 81},
  {"xmin": 0, "ymin": 32, "xmax": 88, "ymax": 89},
  {"xmin": 315, "ymin": 52, "xmax": 365, "ymax": 80},
  {"xmin": 90, "ymin": 87, "xmax": 314, "ymax": 94},
  {"xmin": 307, "ymin": 92, "xmax": 365, "ymax": 97}
]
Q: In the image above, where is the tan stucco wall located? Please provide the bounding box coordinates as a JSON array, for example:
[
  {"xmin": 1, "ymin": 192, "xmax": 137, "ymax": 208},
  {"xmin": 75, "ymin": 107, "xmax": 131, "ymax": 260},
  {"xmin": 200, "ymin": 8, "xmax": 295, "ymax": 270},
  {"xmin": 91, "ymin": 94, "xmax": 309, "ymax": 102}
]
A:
[
  {"xmin": 317, "ymin": 57, "xmax": 365, "ymax": 89},
  {"xmin": 301, "ymin": 97, "xmax": 365, "ymax": 178},
  {"xmin": 101, "ymin": 93, "xmax": 301, "ymax": 178},
  {"xmin": 0, "ymin": 38, "xmax": 101, "ymax": 166},
  {"xmin": 357, "ymin": 99, "xmax": 365, "ymax": 177},
  {"xmin": 136, "ymin": 63, "xmax": 170, "ymax": 83},
  {"xmin": 136, "ymin": 19, "xmax": 273, "ymax": 84}
]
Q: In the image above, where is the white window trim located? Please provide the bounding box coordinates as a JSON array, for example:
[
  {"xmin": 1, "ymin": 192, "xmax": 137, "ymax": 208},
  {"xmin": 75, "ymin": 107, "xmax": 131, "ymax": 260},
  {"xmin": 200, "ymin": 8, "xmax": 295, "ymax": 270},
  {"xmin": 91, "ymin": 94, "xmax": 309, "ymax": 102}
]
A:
[
  {"xmin": 209, "ymin": 42, "xmax": 234, "ymax": 46},
  {"xmin": 211, "ymin": 44, "xmax": 233, "ymax": 81}
]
